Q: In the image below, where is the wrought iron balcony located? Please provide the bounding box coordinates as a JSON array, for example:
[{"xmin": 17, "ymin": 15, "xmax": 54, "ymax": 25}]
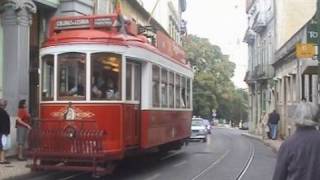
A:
[
  {"xmin": 252, "ymin": 12, "xmax": 267, "ymax": 33},
  {"xmin": 252, "ymin": 64, "xmax": 274, "ymax": 80}
]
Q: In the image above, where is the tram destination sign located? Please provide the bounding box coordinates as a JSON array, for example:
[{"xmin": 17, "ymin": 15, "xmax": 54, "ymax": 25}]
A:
[
  {"xmin": 94, "ymin": 17, "xmax": 113, "ymax": 27},
  {"xmin": 55, "ymin": 17, "xmax": 114, "ymax": 30},
  {"xmin": 56, "ymin": 19, "xmax": 90, "ymax": 30}
]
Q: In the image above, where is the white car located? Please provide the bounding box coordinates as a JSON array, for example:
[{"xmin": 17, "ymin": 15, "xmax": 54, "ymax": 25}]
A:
[{"xmin": 190, "ymin": 118, "xmax": 208, "ymax": 142}]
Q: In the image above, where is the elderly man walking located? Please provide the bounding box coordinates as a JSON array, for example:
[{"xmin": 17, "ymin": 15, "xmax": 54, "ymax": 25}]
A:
[
  {"xmin": 272, "ymin": 101, "xmax": 320, "ymax": 180},
  {"xmin": 0, "ymin": 99, "xmax": 10, "ymax": 164}
]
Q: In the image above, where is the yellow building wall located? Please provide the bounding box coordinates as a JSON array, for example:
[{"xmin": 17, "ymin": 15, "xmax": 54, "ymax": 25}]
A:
[
  {"xmin": 276, "ymin": 0, "xmax": 316, "ymax": 49},
  {"xmin": 122, "ymin": 0, "xmax": 149, "ymax": 25}
]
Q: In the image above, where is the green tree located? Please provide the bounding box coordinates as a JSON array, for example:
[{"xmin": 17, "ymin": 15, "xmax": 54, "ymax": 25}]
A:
[{"xmin": 182, "ymin": 34, "xmax": 247, "ymax": 124}]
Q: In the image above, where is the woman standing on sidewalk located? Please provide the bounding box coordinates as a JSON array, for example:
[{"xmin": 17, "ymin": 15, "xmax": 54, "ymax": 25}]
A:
[
  {"xmin": 16, "ymin": 99, "xmax": 31, "ymax": 161},
  {"xmin": 0, "ymin": 99, "xmax": 10, "ymax": 164},
  {"xmin": 273, "ymin": 101, "xmax": 320, "ymax": 180}
]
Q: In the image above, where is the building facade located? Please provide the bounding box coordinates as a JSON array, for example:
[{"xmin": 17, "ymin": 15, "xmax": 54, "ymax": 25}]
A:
[
  {"xmin": 272, "ymin": 0, "xmax": 317, "ymax": 138},
  {"xmin": 244, "ymin": 0, "xmax": 318, "ymax": 138},
  {"xmin": 244, "ymin": 0, "xmax": 276, "ymax": 135}
]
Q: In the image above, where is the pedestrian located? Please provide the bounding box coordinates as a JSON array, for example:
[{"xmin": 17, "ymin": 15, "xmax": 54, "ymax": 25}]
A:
[
  {"xmin": 0, "ymin": 99, "xmax": 10, "ymax": 164},
  {"xmin": 268, "ymin": 109, "xmax": 280, "ymax": 140},
  {"xmin": 272, "ymin": 101, "xmax": 320, "ymax": 180},
  {"xmin": 16, "ymin": 99, "xmax": 31, "ymax": 161}
]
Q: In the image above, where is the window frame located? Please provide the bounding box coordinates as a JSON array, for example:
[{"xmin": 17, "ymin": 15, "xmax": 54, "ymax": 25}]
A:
[
  {"xmin": 57, "ymin": 52, "xmax": 87, "ymax": 101},
  {"xmin": 90, "ymin": 52, "xmax": 122, "ymax": 101}
]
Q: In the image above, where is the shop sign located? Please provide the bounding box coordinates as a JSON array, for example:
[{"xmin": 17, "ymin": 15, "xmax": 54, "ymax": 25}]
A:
[
  {"xmin": 296, "ymin": 43, "xmax": 316, "ymax": 59},
  {"xmin": 307, "ymin": 18, "xmax": 318, "ymax": 44}
]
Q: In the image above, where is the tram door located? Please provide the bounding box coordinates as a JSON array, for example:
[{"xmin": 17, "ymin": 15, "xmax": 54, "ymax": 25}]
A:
[{"xmin": 124, "ymin": 61, "xmax": 141, "ymax": 146}]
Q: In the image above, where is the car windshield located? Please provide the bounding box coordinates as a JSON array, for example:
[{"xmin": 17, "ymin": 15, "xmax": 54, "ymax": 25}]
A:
[{"xmin": 192, "ymin": 120, "xmax": 204, "ymax": 126}]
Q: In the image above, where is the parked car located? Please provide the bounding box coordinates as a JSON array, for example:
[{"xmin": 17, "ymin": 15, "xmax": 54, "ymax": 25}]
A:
[
  {"xmin": 239, "ymin": 121, "xmax": 249, "ymax": 130},
  {"xmin": 190, "ymin": 118, "xmax": 208, "ymax": 142}
]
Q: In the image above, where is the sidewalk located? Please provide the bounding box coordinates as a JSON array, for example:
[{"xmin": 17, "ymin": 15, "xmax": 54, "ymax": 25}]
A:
[
  {"xmin": 0, "ymin": 158, "xmax": 32, "ymax": 180},
  {"xmin": 242, "ymin": 132, "xmax": 283, "ymax": 153}
]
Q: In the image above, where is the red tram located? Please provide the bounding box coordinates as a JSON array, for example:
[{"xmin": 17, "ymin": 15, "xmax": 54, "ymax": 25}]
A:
[{"xmin": 28, "ymin": 14, "xmax": 193, "ymax": 176}]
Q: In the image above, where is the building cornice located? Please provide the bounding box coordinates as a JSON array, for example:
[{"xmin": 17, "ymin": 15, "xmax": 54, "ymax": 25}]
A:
[{"xmin": 0, "ymin": 0, "xmax": 36, "ymax": 26}]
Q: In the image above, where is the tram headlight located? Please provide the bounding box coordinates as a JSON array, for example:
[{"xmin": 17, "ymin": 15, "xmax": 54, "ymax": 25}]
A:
[
  {"xmin": 67, "ymin": 131, "xmax": 75, "ymax": 138},
  {"xmin": 64, "ymin": 126, "xmax": 77, "ymax": 139}
]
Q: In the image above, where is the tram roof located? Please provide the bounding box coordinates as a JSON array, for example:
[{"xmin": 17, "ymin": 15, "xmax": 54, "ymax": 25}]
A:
[{"xmin": 44, "ymin": 14, "xmax": 191, "ymax": 69}]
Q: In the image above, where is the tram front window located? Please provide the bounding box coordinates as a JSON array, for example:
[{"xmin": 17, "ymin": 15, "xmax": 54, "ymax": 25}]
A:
[
  {"xmin": 57, "ymin": 53, "xmax": 86, "ymax": 100},
  {"xmin": 91, "ymin": 53, "xmax": 121, "ymax": 100}
]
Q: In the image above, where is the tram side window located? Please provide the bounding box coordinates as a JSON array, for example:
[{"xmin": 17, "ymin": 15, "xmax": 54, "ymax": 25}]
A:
[
  {"xmin": 126, "ymin": 63, "xmax": 132, "ymax": 101},
  {"xmin": 175, "ymin": 74, "xmax": 181, "ymax": 108},
  {"xmin": 169, "ymin": 72, "xmax": 174, "ymax": 108},
  {"xmin": 181, "ymin": 76, "xmax": 186, "ymax": 108},
  {"xmin": 91, "ymin": 53, "xmax": 121, "ymax": 100},
  {"xmin": 152, "ymin": 65, "xmax": 160, "ymax": 107},
  {"xmin": 161, "ymin": 68, "xmax": 168, "ymax": 107},
  {"xmin": 134, "ymin": 64, "xmax": 141, "ymax": 101},
  {"xmin": 186, "ymin": 78, "xmax": 191, "ymax": 108},
  {"xmin": 57, "ymin": 53, "xmax": 86, "ymax": 100},
  {"xmin": 41, "ymin": 55, "xmax": 54, "ymax": 101}
]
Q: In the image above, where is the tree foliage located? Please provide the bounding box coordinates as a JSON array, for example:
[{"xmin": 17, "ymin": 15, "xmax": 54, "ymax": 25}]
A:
[{"xmin": 182, "ymin": 35, "xmax": 248, "ymax": 125}]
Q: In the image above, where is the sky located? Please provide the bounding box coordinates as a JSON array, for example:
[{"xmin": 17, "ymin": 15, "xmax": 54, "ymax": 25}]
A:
[{"xmin": 183, "ymin": 0, "xmax": 248, "ymax": 89}]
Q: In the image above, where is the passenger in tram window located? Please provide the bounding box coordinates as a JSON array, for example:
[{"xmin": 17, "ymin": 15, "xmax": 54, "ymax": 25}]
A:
[
  {"xmin": 68, "ymin": 74, "xmax": 85, "ymax": 96},
  {"xmin": 91, "ymin": 74, "xmax": 105, "ymax": 98},
  {"xmin": 92, "ymin": 74, "xmax": 119, "ymax": 100},
  {"xmin": 181, "ymin": 88, "xmax": 186, "ymax": 108},
  {"xmin": 68, "ymin": 83, "xmax": 84, "ymax": 96},
  {"xmin": 105, "ymin": 79, "xmax": 119, "ymax": 100}
]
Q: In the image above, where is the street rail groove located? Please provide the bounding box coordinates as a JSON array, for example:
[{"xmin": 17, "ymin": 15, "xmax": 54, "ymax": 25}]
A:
[
  {"xmin": 58, "ymin": 172, "xmax": 88, "ymax": 180},
  {"xmin": 28, "ymin": 171, "xmax": 66, "ymax": 180},
  {"xmin": 160, "ymin": 151, "xmax": 181, "ymax": 161},
  {"xmin": 144, "ymin": 173, "xmax": 161, "ymax": 180},
  {"xmin": 191, "ymin": 150, "xmax": 231, "ymax": 180},
  {"xmin": 173, "ymin": 160, "xmax": 188, "ymax": 167},
  {"xmin": 236, "ymin": 140, "xmax": 255, "ymax": 180}
]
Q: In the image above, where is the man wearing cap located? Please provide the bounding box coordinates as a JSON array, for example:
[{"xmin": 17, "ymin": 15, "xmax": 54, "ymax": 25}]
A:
[
  {"xmin": 0, "ymin": 99, "xmax": 10, "ymax": 164},
  {"xmin": 273, "ymin": 101, "xmax": 320, "ymax": 180}
]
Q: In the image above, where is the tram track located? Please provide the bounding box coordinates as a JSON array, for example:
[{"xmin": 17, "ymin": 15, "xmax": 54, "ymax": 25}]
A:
[
  {"xmin": 191, "ymin": 150, "xmax": 231, "ymax": 180},
  {"xmin": 190, "ymin": 130, "xmax": 255, "ymax": 180},
  {"xmin": 235, "ymin": 140, "xmax": 255, "ymax": 180}
]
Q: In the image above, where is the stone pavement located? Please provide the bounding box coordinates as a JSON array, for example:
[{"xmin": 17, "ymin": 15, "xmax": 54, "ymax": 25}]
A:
[
  {"xmin": 242, "ymin": 132, "xmax": 283, "ymax": 153},
  {"xmin": 0, "ymin": 158, "xmax": 32, "ymax": 180}
]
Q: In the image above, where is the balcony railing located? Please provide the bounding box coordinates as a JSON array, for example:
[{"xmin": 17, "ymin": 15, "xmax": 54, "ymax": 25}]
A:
[
  {"xmin": 252, "ymin": 64, "xmax": 274, "ymax": 80},
  {"xmin": 252, "ymin": 12, "xmax": 267, "ymax": 33}
]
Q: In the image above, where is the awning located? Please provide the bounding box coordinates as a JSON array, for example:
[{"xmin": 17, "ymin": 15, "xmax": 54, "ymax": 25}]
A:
[{"xmin": 302, "ymin": 65, "xmax": 318, "ymax": 74}]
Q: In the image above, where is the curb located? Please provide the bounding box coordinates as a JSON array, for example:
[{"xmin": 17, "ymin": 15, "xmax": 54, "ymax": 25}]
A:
[{"xmin": 241, "ymin": 133, "xmax": 281, "ymax": 153}]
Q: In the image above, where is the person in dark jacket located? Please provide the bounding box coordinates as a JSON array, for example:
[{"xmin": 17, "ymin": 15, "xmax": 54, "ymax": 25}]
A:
[
  {"xmin": 0, "ymin": 99, "xmax": 10, "ymax": 164},
  {"xmin": 272, "ymin": 101, "xmax": 320, "ymax": 180},
  {"xmin": 268, "ymin": 110, "xmax": 280, "ymax": 140}
]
